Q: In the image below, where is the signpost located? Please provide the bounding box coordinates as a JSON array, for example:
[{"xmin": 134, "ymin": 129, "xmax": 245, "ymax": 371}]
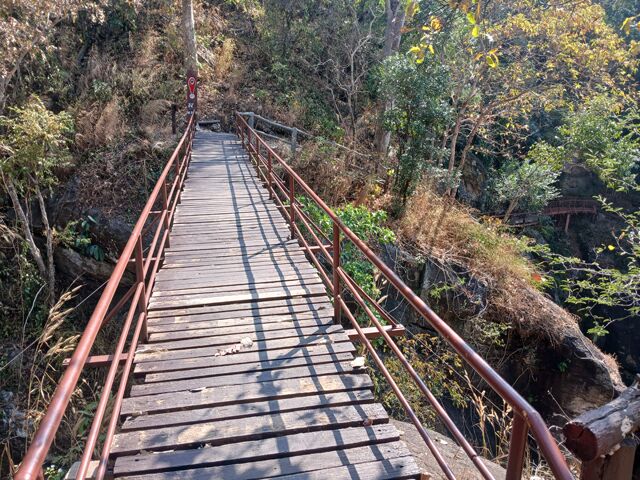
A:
[{"xmin": 186, "ymin": 71, "xmax": 197, "ymax": 116}]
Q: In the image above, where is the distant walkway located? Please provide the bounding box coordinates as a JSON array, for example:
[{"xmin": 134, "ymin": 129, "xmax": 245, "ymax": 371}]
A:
[{"xmin": 109, "ymin": 132, "xmax": 421, "ymax": 479}]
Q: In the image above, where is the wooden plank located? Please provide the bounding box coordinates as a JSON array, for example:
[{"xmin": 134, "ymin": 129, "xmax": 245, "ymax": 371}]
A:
[
  {"xmin": 147, "ymin": 316, "xmax": 332, "ymax": 341},
  {"xmin": 138, "ymin": 324, "xmax": 345, "ymax": 353},
  {"xmin": 134, "ymin": 329, "xmax": 350, "ymax": 363},
  {"xmin": 112, "ymin": 403, "xmax": 387, "ymax": 454},
  {"xmin": 151, "ymin": 270, "xmax": 321, "ymax": 294},
  {"xmin": 133, "ymin": 342, "xmax": 356, "ymax": 375},
  {"xmin": 147, "ymin": 297, "xmax": 332, "ymax": 322},
  {"xmin": 148, "ymin": 284, "xmax": 326, "ymax": 311},
  {"xmin": 120, "ymin": 373, "xmax": 373, "ymax": 416},
  {"xmin": 147, "ymin": 310, "xmax": 333, "ymax": 334},
  {"xmin": 143, "ymin": 351, "xmax": 353, "ymax": 383},
  {"xmin": 154, "ymin": 263, "xmax": 316, "ymax": 284},
  {"xmin": 113, "ymin": 423, "xmax": 395, "ymax": 476},
  {"xmin": 273, "ymin": 457, "xmax": 421, "ymax": 480},
  {"xmin": 114, "ymin": 442, "xmax": 412, "ymax": 480},
  {"xmin": 347, "ymin": 325, "xmax": 407, "ymax": 342},
  {"xmin": 130, "ymin": 361, "xmax": 358, "ymax": 396},
  {"xmin": 121, "ymin": 389, "xmax": 373, "ymax": 431}
]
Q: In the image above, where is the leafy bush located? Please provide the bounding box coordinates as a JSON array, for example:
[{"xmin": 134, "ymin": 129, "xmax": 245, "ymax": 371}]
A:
[{"xmin": 298, "ymin": 198, "xmax": 395, "ymax": 300}]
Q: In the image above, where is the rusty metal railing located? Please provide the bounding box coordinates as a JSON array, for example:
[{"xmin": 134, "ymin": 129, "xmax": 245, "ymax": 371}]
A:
[
  {"xmin": 236, "ymin": 112, "xmax": 575, "ymax": 480},
  {"xmin": 15, "ymin": 115, "xmax": 196, "ymax": 480}
]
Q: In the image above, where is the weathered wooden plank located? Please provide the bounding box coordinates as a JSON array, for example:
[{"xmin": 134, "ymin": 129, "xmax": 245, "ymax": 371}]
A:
[
  {"xmin": 162, "ymin": 242, "xmax": 300, "ymax": 260},
  {"xmin": 113, "ymin": 423, "xmax": 395, "ymax": 476},
  {"xmin": 120, "ymin": 373, "xmax": 373, "ymax": 416},
  {"xmin": 133, "ymin": 342, "xmax": 355, "ymax": 375},
  {"xmin": 160, "ymin": 253, "xmax": 309, "ymax": 270},
  {"xmin": 130, "ymin": 360, "xmax": 358, "ymax": 396},
  {"xmin": 151, "ymin": 270, "xmax": 321, "ymax": 295},
  {"xmin": 121, "ymin": 389, "xmax": 373, "ymax": 431},
  {"xmin": 138, "ymin": 324, "xmax": 344, "ymax": 353},
  {"xmin": 134, "ymin": 329, "xmax": 350, "ymax": 363},
  {"xmin": 154, "ymin": 263, "xmax": 316, "ymax": 284},
  {"xmin": 148, "ymin": 310, "xmax": 332, "ymax": 334},
  {"xmin": 148, "ymin": 316, "xmax": 332, "ymax": 341},
  {"xmin": 115, "ymin": 442, "xmax": 411, "ymax": 480},
  {"xmin": 147, "ymin": 296, "xmax": 331, "ymax": 322},
  {"xmin": 148, "ymin": 283, "xmax": 326, "ymax": 310},
  {"xmin": 273, "ymin": 456, "xmax": 421, "ymax": 480},
  {"xmin": 112, "ymin": 403, "xmax": 387, "ymax": 454},
  {"xmin": 143, "ymin": 351, "xmax": 353, "ymax": 383}
]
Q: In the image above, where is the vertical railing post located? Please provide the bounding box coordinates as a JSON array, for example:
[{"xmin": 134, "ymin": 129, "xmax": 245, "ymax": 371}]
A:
[
  {"xmin": 505, "ymin": 413, "xmax": 529, "ymax": 480},
  {"xmin": 161, "ymin": 181, "xmax": 171, "ymax": 249},
  {"xmin": 134, "ymin": 235, "xmax": 148, "ymax": 342},
  {"xmin": 291, "ymin": 127, "xmax": 298, "ymax": 159},
  {"xmin": 267, "ymin": 149, "xmax": 273, "ymax": 199},
  {"xmin": 333, "ymin": 223, "xmax": 341, "ymax": 323},
  {"xmin": 254, "ymin": 130, "xmax": 259, "ymax": 161},
  {"xmin": 256, "ymin": 140, "xmax": 261, "ymax": 175},
  {"xmin": 289, "ymin": 175, "xmax": 295, "ymax": 239}
]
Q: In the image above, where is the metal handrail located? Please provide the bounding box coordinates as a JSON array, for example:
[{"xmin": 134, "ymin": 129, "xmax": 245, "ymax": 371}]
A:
[
  {"xmin": 236, "ymin": 112, "xmax": 574, "ymax": 480},
  {"xmin": 15, "ymin": 115, "xmax": 196, "ymax": 480}
]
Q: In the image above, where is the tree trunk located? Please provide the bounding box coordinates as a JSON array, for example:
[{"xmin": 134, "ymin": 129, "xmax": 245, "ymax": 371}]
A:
[
  {"xmin": 182, "ymin": 0, "xmax": 198, "ymax": 74},
  {"xmin": 2, "ymin": 175, "xmax": 48, "ymax": 289},
  {"xmin": 374, "ymin": 0, "xmax": 407, "ymax": 156},
  {"xmin": 503, "ymin": 198, "xmax": 518, "ymax": 222},
  {"xmin": 35, "ymin": 185, "xmax": 55, "ymax": 305}
]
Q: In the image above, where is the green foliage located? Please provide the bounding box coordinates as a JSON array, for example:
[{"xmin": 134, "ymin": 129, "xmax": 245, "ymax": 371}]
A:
[
  {"xmin": 0, "ymin": 96, "xmax": 73, "ymax": 192},
  {"xmin": 492, "ymin": 142, "xmax": 563, "ymax": 216},
  {"xmin": 557, "ymin": 96, "xmax": 640, "ymax": 192},
  {"xmin": 298, "ymin": 198, "xmax": 395, "ymax": 300},
  {"xmin": 90, "ymin": 80, "xmax": 113, "ymax": 103},
  {"xmin": 378, "ymin": 54, "xmax": 451, "ymax": 200},
  {"xmin": 537, "ymin": 198, "xmax": 640, "ymax": 338},
  {"xmin": 59, "ymin": 216, "xmax": 105, "ymax": 261},
  {"xmin": 371, "ymin": 335, "xmax": 467, "ymax": 425}
]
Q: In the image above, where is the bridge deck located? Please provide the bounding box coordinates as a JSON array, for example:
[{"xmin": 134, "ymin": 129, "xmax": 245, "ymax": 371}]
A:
[{"xmin": 110, "ymin": 132, "xmax": 420, "ymax": 479}]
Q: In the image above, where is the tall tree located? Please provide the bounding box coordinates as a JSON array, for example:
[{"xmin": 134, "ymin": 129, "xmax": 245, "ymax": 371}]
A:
[
  {"xmin": 0, "ymin": 97, "xmax": 73, "ymax": 304},
  {"xmin": 374, "ymin": 0, "xmax": 414, "ymax": 156},
  {"xmin": 0, "ymin": 1, "xmax": 100, "ymax": 112},
  {"xmin": 182, "ymin": 0, "xmax": 198, "ymax": 75}
]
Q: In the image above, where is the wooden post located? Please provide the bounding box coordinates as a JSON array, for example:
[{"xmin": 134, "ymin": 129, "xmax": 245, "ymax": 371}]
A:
[
  {"xmin": 579, "ymin": 438, "xmax": 638, "ymax": 480},
  {"xmin": 171, "ymin": 104, "xmax": 177, "ymax": 134},
  {"xmin": 332, "ymin": 223, "xmax": 341, "ymax": 323},
  {"xmin": 291, "ymin": 128, "xmax": 298, "ymax": 159},
  {"xmin": 564, "ymin": 375, "xmax": 640, "ymax": 480},
  {"xmin": 565, "ymin": 213, "xmax": 571, "ymax": 233},
  {"xmin": 134, "ymin": 235, "xmax": 148, "ymax": 342},
  {"xmin": 289, "ymin": 175, "xmax": 295, "ymax": 240},
  {"xmin": 505, "ymin": 413, "xmax": 528, "ymax": 480},
  {"xmin": 267, "ymin": 150, "xmax": 273, "ymax": 199},
  {"xmin": 161, "ymin": 182, "xmax": 170, "ymax": 249}
]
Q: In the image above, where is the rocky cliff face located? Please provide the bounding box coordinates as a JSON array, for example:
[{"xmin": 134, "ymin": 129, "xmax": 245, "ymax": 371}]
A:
[{"xmin": 380, "ymin": 244, "xmax": 624, "ymax": 422}]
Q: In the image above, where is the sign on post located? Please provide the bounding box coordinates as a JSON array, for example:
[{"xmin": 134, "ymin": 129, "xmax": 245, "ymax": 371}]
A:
[{"xmin": 187, "ymin": 71, "xmax": 197, "ymax": 116}]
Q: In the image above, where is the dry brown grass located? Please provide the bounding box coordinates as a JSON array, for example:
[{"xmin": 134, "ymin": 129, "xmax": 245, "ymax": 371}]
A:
[
  {"xmin": 75, "ymin": 97, "xmax": 127, "ymax": 150},
  {"xmin": 396, "ymin": 186, "xmax": 536, "ymax": 286}
]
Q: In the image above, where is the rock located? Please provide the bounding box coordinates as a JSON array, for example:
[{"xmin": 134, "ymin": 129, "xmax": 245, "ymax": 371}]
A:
[
  {"xmin": 388, "ymin": 419, "xmax": 506, "ymax": 480},
  {"xmin": 379, "ymin": 242, "xmax": 624, "ymax": 422},
  {"xmin": 54, "ymin": 247, "xmax": 135, "ymax": 285}
]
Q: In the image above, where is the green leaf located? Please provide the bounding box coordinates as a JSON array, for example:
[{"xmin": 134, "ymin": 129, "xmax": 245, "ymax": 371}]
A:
[{"xmin": 472, "ymin": 25, "xmax": 480, "ymax": 37}]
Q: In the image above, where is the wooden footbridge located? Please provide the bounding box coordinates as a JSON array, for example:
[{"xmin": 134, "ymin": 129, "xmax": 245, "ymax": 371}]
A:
[{"xmin": 15, "ymin": 110, "xmax": 575, "ymax": 480}]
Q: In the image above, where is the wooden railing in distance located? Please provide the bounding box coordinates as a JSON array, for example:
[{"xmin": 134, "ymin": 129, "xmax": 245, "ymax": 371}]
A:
[
  {"xmin": 236, "ymin": 111, "xmax": 575, "ymax": 480},
  {"xmin": 15, "ymin": 115, "xmax": 196, "ymax": 480},
  {"xmin": 564, "ymin": 375, "xmax": 639, "ymax": 480}
]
